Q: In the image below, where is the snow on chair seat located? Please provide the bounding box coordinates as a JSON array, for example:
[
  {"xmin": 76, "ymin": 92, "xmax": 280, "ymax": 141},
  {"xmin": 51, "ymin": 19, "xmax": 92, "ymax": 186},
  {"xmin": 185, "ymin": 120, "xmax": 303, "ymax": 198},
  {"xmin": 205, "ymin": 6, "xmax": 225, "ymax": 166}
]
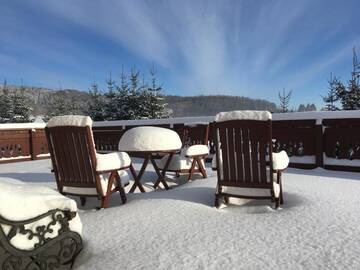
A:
[
  {"xmin": 96, "ymin": 152, "xmax": 131, "ymax": 172},
  {"xmin": 185, "ymin": 144, "xmax": 209, "ymax": 157},
  {"xmin": 63, "ymin": 170, "xmax": 130, "ymax": 196}
]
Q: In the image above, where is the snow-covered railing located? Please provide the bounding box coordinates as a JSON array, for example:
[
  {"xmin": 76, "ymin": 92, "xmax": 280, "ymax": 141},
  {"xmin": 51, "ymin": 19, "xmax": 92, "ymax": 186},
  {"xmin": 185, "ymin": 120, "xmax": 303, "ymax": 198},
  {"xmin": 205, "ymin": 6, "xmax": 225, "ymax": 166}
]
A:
[
  {"xmin": 0, "ymin": 124, "xmax": 49, "ymax": 163},
  {"xmin": 0, "ymin": 110, "xmax": 360, "ymax": 171}
]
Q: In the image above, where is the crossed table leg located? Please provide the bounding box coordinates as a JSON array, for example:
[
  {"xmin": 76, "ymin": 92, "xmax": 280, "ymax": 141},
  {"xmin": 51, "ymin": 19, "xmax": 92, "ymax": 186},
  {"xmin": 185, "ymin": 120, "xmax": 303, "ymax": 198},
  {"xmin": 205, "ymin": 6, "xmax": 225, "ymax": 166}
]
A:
[{"xmin": 129, "ymin": 152, "xmax": 174, "ymax": 192}]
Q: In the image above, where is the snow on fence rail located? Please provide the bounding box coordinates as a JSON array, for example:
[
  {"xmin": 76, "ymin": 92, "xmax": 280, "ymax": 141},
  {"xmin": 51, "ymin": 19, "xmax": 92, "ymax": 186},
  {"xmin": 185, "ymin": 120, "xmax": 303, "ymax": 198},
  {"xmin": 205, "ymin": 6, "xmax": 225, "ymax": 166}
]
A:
[{"xmin": 0, "ymin": 110, "xmax": 359, "ymax": 171}]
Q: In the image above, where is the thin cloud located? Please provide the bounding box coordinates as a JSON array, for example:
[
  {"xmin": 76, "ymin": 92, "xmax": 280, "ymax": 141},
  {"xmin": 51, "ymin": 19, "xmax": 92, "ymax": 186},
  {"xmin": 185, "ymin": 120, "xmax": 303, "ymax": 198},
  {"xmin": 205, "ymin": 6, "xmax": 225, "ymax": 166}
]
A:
[{"xmin": 0, "ymin": 0, "xmax": 359, "ymax": 106}]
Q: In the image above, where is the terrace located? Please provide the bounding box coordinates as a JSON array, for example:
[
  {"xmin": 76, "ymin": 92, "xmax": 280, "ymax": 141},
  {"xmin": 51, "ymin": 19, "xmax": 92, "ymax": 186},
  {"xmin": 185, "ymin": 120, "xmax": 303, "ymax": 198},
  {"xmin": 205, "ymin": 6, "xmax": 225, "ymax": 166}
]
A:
[{"xmin": 1, "ymin": 111, "xmax": 360, "ymax": 269}]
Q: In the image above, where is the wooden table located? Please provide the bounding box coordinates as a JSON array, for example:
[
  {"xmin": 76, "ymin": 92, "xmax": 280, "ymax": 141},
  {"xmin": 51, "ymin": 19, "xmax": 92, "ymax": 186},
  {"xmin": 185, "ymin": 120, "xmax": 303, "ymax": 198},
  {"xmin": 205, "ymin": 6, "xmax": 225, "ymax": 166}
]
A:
[
  {"xmin": 118, "ymin": 126, "xmax": 183, "ymax": 193},
  {"xmin": 127, "ymin": 150, "xmax": 180, "ymax": 192}
]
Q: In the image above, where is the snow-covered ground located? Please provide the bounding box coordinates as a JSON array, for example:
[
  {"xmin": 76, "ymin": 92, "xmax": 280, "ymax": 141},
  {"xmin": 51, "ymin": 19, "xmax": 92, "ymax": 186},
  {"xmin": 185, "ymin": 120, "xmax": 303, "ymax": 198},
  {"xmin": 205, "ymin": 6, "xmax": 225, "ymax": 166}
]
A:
[{"xmin": 1, "ymin": 159, "xmax": 360, "ymax": 269}]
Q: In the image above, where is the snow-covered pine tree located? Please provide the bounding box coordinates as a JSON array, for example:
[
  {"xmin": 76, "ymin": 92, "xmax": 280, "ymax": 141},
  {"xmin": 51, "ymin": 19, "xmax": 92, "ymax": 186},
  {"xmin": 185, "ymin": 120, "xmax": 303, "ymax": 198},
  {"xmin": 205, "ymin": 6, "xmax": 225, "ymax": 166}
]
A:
[
  {"xmin": 278, "ymin": 88, "xmax": 292, "ymax": 112},
  {"xmin": 322, "ymin": 73, "xmax": 339, "ymax": 111},
  {"xmin": 145, "ymin": 65, "xmax": 170, "ymax": 119},
  {"xmin": 334, "ymin": 47, "xmax": 360, "ymax": 110},
  {"xmin": 127, "ymin": 68, "xmax": 141, "ymax": 119},
  {"xmin": 114, "ymin": 67, "xmax": 130, "ymax": 120},
  {"xmin": 104, "ymin": 72, "xmax": 118, "ymax": 120},
  {"xmin": 0, "ymin": 79, "xmax": 14, "ymax": 122},
  {"xmin": 88, "ymin": 80, "xmax": 106, "ymax": 121},
  {"xmin": 11, "ymin": 83, "xmax": 32, "ymax": 123},
  {"xmin": 346, "ymin": 47, "xmax": 360, "ymax": 109}
]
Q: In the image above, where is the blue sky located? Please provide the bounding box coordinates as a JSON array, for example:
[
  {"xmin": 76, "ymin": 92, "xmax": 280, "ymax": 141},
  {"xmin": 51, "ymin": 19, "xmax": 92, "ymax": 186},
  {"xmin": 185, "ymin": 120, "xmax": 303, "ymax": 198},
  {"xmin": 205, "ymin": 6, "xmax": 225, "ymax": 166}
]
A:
[{"xmin": 1, "ymin": 0, "xmax": 359, "ymax": 108}]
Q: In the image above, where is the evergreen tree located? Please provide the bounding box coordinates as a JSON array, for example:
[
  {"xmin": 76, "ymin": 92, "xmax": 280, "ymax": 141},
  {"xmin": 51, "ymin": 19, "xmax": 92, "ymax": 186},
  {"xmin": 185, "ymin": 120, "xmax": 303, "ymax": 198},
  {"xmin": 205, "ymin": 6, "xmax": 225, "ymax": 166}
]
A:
[
  {"xmin": 51, "ymin": 95, "xmax": 68, "ymax": 117},
  {"xmin": 332, "ymin": 47, "xmax": 360, "ymax": 110},
  {"xmin": 127, "ymin": 68, "xmax": 141, "ymax": 119},
  {"xmin": 88, "ymin": 80, "xmax": 106, "ymax": 121},
  {"xmin": 11, "ymin": 83, "xmax": 32, "ymax": 122},
  {"xmin": 114, "ymin": 67, "xmax": 130, "ymax": 120},
  {"xmin": 104, "ymin": 72, "xmax": 118, "ymax": 120},
  {"xmin": 322, "ymin": 73, "xmax": 340, "ymax": 111},
  {"xmin": 297, "ymin": 104, "xmax": 306, "ymax": 112},
  {"xmin": 278, "ymin": 88, "xmax": 292, "ymax": 112},
  {"xmin": 145, "ymin": 65, "xmax": 170, "ymax": 119},
  {"xmin": 345, "ymin": 47, "xmax": 360, "ymax": 109},
  {"xmin": 305, "ymin": 103, "xmax": 317, "ymax": 111},
  {"xmin": 0, "ymin": 79, "xmax": 14, "ymax": 122}
]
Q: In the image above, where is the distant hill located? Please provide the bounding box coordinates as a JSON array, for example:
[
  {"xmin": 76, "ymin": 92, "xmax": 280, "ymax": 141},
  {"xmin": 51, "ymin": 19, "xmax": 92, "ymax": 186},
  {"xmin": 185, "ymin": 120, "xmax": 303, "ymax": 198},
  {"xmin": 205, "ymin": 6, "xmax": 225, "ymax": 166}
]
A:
[
  {"xmin": 166, "ymin": 95, "xmax": 277, "ymax": 117},
  {"xmin": 0, "ymin": 85, "xmax": 277, "ymax": 117}
]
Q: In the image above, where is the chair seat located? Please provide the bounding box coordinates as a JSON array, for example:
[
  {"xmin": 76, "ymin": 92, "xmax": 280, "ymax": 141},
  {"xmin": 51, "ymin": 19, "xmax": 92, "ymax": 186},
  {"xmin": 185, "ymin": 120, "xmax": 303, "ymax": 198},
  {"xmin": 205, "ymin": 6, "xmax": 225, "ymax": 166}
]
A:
[
  {"xmin": 221, "ymin": 182, "xmax": 280, "ymax": 198},
  {"xmin": 158, "ymin": 154, "xmax": 205, "ymax": 171},
  {"xmin": 212, "ymin": 150, "xmax": 289, "ymax": 171},
  {"xmin": 62, "ymin": 170, "xmax": 130, "ymax": 196},
  {"xmin": 96, "ymin": 152, "xmax": 131, "ymax": 171},
  {"xmin": 185, "ymin": 144, "xmax": 209, "ymax": 156}
]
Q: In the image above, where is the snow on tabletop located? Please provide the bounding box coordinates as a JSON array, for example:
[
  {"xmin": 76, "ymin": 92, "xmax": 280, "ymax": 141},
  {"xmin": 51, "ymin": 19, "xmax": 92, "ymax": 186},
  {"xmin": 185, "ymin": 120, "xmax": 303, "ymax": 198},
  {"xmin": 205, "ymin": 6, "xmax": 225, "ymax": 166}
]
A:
[
  {"xmin": 1, "ymin": 159, "xmax": 360, "ymax": 269},
  {"xmin": 118, "ymin": 126, "xmax": 182, "ymax": 152}
]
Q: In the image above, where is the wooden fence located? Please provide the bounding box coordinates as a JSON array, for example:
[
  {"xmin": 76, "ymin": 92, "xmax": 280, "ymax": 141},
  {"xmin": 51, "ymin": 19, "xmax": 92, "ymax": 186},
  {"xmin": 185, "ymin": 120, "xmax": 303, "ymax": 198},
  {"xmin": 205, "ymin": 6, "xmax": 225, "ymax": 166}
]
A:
[{"xmin": 1, "ymin": 112, "xmax": 360, "ymax": 172}]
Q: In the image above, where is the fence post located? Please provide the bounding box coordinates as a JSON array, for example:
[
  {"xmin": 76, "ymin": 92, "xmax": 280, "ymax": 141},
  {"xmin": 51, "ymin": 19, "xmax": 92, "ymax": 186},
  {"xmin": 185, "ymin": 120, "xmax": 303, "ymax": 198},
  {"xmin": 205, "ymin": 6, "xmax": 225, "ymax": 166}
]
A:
[
  {"xmin": 315, "ymin": 124, "xmax": 323, "ymax": 168},
  {"xmin": 30, "ymin": 129, "xmax": 36, "ymax": 160}
]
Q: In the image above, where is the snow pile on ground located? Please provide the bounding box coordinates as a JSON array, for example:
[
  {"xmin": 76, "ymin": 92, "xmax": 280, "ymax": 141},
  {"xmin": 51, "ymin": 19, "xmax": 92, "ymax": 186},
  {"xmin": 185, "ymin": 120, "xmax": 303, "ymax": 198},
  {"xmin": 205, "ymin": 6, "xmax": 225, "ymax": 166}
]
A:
[{"xmin": 0, "ymin": 160, "xmax": 360, "ymax": 269}]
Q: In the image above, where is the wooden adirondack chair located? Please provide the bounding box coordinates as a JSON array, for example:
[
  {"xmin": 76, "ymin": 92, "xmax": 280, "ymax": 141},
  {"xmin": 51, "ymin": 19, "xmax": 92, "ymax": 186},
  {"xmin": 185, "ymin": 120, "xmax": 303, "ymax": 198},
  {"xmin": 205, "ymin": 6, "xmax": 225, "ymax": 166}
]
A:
[
  {"xmin": 158, "ymin": 123, "xmax": 209, "ymax": 181},
  {"xmin": 213, "ymin": 111, "xmax": 289, "ymax": 209},
  {"xmin": 45, "ymin": 115, "xmax": 136, "ymax": 208}
]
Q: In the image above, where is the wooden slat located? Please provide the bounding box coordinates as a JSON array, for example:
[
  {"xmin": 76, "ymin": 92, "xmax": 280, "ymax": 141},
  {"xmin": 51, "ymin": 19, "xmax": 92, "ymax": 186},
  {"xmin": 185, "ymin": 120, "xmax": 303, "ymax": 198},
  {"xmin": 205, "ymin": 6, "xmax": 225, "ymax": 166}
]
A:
[
  {"xmin": 68, "ymin": 130, "xmax": 83, "ymax": 184},
  {"xmin": 53, "ymin": 131, "xmax": 68, "ymax": 183},
  {"xmin": 219, "ymin": 127, "xmax": 229, "ymax": 181},
  {"xmin": 242, "ymin": 127, "xmax": 251, "ymax": 182},
  {"xmin": 250, "ymin": 129, "xmax": 260, "ymax": 183},
  {"xmin": 77, "ymin": 130, "xmax": 93, "ymax": 184},
  {"xmin": 227, "ymin": 127, "xmax": 236, "ymax": 181},
  {"xmin": 259, "ymin": 137, "xmax": 267, "ymax": 183},
  {"xmin": 235, "ymin": 127, "xmax": 244, "ymax": 182}
]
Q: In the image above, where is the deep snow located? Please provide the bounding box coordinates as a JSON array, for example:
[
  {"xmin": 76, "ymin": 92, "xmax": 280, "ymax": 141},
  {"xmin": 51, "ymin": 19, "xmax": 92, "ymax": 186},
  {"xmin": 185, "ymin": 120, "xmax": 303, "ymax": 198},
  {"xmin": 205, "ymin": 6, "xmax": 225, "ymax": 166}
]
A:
[{"xmin": 0, "ymin": 159, "xmax": 360, "ymax": 270}]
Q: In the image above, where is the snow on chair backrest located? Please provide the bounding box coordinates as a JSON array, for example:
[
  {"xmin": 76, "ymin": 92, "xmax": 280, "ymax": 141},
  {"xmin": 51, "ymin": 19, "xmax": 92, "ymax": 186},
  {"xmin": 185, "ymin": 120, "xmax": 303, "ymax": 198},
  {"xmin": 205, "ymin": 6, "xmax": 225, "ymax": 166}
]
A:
[{"xmin": 214, "ymin": 110, "xmax": 273, "ymax": 186}]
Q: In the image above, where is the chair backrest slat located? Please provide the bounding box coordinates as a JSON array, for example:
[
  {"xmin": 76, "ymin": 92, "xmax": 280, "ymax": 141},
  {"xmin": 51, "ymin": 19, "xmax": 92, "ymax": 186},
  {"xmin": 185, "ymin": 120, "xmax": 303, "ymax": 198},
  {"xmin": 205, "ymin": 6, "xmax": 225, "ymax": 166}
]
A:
[
  {"xmin": 242, "ymin": 126, "xmax": 251, "ymax": 182},
  {"xmin": 219, "ymin": 127, "xmax": 230, "ymax": 181},
  {"xmin": 250, "ymin": 127, "xmax": 260, "ymax": 183},
  {"xmin": 227, "ymin": 127, "xmax": 237, "ymax": 181},
  {"xmin": 259, "ymin": 136, "xmax": 267, "ymax": 183},
  {"xmin": 235, "ymin": 127, "xmax": 244, "ymax": 182},
  {"xmin": 215, "ymin": 119, "xmax": 272, "ymax": 187}
]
